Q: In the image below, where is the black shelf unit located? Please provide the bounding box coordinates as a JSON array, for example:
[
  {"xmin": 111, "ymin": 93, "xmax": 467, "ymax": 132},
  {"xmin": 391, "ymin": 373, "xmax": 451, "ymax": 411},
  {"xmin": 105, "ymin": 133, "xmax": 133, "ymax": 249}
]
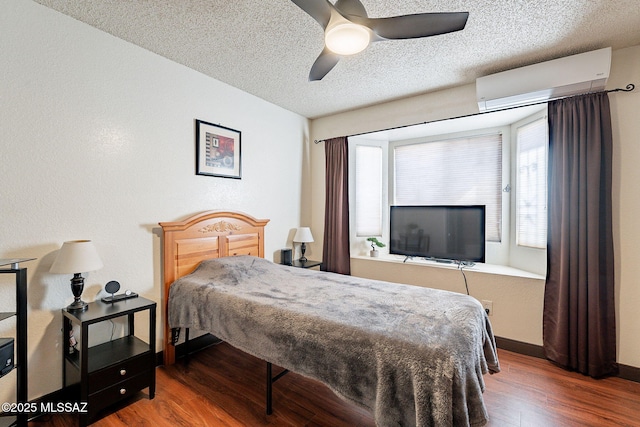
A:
[
  {"xmin": 62, "ymin": 297, "xmax": 156, "ymax": 427},
  {"xmin": 0, "ymin": 258, "xmax": 33, "ymax": 427}
]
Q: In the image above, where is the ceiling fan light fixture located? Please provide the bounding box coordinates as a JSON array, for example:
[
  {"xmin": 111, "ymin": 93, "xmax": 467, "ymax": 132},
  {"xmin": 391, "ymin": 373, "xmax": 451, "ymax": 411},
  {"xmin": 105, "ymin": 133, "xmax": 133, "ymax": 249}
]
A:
[{"xmin": 325, "ymin": 23, "xmax": 370, "ymax": 56}]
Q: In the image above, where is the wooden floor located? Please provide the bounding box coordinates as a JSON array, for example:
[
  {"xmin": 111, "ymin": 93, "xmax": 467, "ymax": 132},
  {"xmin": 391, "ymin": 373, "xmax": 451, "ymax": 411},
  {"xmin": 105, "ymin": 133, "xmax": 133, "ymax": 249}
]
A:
[{"xmin": 31, "ymin": 342, "xmax": 640, "ymax": 427}]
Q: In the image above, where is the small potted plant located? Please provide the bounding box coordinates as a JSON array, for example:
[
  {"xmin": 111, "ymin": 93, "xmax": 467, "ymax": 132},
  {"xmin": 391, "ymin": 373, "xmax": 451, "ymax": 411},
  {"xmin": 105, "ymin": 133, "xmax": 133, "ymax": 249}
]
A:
[{"xmin": 367, "ymin": 237, "xmax": 385, "ymax": 257}]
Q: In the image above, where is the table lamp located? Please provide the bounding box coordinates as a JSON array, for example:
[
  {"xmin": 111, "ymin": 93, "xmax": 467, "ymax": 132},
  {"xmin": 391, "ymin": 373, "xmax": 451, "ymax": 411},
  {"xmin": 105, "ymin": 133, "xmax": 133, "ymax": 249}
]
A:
[
  {"xmin": 293, "ymin": 227, "xmax": 314, "ymax": 262},
  {"xmin": 50, "ymin": 240, "xmax": 103, "ymax": 312}
]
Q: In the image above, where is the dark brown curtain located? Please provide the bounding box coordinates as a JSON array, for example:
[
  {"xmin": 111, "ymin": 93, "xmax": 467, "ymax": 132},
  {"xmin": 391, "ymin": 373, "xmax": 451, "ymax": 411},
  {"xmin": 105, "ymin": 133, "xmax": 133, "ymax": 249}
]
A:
[
  {"xmin": 544, "ymin": 92, "xmax": 617, "ymax": 377},
  {"xmin": 322, "ymin": 136, "xmax": 351, "ymax": 275}
]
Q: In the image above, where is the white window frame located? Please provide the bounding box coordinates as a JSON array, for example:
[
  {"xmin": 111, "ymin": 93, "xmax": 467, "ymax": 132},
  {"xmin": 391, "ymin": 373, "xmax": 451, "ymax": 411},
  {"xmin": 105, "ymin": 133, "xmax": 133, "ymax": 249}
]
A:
[{"xmin": 509, "ymin": 109, "xmax": 548, "ymax": 275}]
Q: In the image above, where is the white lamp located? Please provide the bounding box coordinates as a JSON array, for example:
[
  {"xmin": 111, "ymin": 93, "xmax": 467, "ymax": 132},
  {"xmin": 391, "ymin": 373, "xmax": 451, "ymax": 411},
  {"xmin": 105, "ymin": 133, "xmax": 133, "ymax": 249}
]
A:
[
  {"xmin": 293, "ymin": 227, "xmax": 314, "ymax": 262},
  {"xmin": 50, "ymin": 240, "xmax": 103, "ymax": 312}
]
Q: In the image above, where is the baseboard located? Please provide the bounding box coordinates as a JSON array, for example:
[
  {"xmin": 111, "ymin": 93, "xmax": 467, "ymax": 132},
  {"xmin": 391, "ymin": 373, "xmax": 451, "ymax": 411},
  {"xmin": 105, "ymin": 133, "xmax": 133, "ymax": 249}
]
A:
[
  {"xmin": 155, "ymin": 333, "xmax": 222, "ymax": 366},
  {"xmin": 618, "ymin": 363, "xmax": 640, "ymax": 383},
  {"xmin": 494, "ymin": 335, "xmax": 640, "ymax": 383},
  {"xmin": 495, "ymin": 336, "xmax": 546, "ymax": 359}
]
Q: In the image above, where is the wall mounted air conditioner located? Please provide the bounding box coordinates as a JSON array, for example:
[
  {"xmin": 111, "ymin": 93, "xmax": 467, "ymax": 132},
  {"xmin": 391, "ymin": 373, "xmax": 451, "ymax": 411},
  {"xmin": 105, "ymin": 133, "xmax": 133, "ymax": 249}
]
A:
[{"xmin": 476, "ymin": 47, "xmax": 611, "ymax": 111}]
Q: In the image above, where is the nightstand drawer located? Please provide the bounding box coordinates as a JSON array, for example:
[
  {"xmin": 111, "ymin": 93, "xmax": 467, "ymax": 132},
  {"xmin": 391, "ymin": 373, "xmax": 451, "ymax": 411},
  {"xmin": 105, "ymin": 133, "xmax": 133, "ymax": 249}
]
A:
[
  {"xmin": 88, "ymin": 372, "xmax": 151, "ymax": 416},
  {"xmin": 88, "ymin": 352, "xmax": 152, "ymax": 394}
]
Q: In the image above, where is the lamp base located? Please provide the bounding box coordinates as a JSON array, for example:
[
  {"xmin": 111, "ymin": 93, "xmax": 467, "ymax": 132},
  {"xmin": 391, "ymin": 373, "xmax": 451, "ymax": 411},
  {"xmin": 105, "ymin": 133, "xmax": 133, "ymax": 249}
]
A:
[
  {"xmin": 299, "ymin": 242, "xmax": 308, "ymax": 263},
  {"xmin": 67, "ymin": 273, "xmax": 88, "ymax": 312},
  {"xmin": 66, "ymin": 300, "xmax": 88, "ymax": 313}
]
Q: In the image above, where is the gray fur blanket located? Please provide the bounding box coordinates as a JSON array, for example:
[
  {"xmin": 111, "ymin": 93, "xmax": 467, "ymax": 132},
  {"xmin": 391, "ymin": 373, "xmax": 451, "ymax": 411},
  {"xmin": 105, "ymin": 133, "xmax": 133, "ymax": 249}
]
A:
[{"xmin": 168, "ymin": 256, "xmax": 500, "ymax": 426}]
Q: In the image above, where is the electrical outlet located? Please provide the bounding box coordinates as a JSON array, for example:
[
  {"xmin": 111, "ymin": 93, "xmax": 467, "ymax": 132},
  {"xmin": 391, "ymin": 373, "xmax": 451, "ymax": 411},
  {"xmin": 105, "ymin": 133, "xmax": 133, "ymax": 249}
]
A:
[{"xmin": 481, "ymin": 300, "xmax": 493, "ymax": 316}]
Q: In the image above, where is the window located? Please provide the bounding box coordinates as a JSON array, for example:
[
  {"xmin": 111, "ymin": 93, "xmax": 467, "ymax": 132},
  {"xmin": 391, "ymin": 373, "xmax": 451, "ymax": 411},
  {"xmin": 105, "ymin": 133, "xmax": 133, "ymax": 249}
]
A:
[
  {"xmin": 516, "ymin": 118, "xmax": 548, "ymax": 248},
  {"xmin": 349, "ymin": 105, "xmax": 548, "ymax": 274},
  {"xmin": 393, "ymin": 134, "xmax": 503, "ymax": 242},
  {"xmin": 355, "ymin": 145, "xmax": 383, "ymax": 236}
]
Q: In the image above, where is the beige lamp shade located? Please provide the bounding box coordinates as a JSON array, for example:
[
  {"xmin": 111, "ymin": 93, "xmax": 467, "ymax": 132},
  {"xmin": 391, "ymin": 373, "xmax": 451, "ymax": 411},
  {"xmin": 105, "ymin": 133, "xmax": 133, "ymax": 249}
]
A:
[
  {"xmin": 50, "ymin": 240, "xmax": 103, "ymax": 274},
  {"xmin": 293, "ymin": 227, "xmax": 314, "ymax": 243}
]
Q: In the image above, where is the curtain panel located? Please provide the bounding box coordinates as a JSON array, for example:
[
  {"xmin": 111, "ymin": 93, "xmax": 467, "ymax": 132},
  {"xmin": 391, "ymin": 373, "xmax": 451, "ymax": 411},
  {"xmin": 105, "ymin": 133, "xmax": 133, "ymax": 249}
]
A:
[
  {"xmin": 322, "ymin": 137, "xmax": 351, "ymax": 275},
  {"xmin": 544, "ymin": 92, "xmax": 617, "ymax": 377}
]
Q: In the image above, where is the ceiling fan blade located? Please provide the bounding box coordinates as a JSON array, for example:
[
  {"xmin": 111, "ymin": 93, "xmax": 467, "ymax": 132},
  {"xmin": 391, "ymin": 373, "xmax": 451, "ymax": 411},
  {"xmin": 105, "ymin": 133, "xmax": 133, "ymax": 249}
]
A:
[
  {"xmin": 334, "ymin": 0, "xmax": 368, "ymax": 18},
  {"xmin": 309, "ymin": 48, "xmax": 341, "ymax": 81},
  {"xmin": 290, "ymin": 0, "xmax": 334, "ymax": 29},
  {"xmin": 359, "ymin": 12, "xmax": 469, "ymax": 40}
]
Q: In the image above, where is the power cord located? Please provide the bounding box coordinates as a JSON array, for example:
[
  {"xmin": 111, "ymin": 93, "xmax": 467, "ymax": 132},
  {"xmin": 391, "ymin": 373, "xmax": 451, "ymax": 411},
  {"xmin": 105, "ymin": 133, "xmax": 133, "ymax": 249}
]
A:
[
  {"xmin": 456, "ymin": 262, "xmax": 491, "ymax": 315},
  {"xmin": 455, "ymin": 260, "xmax": 471, "ymax": 295}
]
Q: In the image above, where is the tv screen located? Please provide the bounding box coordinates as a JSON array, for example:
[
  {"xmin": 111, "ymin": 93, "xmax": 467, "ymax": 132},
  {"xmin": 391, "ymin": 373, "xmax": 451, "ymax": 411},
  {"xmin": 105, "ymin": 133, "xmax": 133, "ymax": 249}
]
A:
[{"xmin": 389, "ymin": 205, "xmax": 486, "ymax": 263}]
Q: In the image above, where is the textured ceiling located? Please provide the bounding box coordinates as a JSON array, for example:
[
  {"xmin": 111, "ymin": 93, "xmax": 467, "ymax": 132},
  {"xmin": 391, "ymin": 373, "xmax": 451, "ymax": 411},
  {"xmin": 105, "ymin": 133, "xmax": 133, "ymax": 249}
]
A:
[{"xmin": 32, "ymin": 0, "xmax": 640, "ymax": 119}]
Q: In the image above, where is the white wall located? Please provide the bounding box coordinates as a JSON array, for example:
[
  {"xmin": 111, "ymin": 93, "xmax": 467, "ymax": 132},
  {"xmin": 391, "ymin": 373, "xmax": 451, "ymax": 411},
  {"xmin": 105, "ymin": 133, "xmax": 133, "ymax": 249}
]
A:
[
  {"xmin": 309, "ymin": 45, "xmax": 640, "ymax": 370},
  {"xmin": 0, "ymin": 0, "xmax": 308, "ymax": 401},
  {"xmin": 609, "ymin": 45, "xmax": 640, "ymax": 370}
]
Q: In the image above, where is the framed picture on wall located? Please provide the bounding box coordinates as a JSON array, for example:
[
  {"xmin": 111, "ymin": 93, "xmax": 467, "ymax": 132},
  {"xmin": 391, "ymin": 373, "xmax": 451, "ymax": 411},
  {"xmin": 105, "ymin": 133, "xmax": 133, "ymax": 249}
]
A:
[{"xmin": 195, "ymin": 119, "xmax": 241, "ymax": 179}]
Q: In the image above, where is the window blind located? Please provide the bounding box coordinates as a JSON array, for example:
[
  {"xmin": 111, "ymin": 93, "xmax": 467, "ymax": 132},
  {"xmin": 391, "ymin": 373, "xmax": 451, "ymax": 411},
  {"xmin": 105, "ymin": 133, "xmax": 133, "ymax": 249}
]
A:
[
  {"xmin": 355, "ymin": 145, "xmax": 383, "ymax": 236},
  {"xmin": 394, "ymin": 134, "xmax": 502, "ymax": 242},
  {"xmin": 516, "ymin": 118, "xmax": 548, "ymax": 248}
]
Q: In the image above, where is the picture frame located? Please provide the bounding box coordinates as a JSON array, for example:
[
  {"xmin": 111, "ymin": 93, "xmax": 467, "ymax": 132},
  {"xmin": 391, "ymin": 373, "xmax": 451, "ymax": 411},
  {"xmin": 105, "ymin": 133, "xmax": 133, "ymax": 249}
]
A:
[{"xmin": 195, "ymin": 119, "xmax": 241, "ymax": 179}]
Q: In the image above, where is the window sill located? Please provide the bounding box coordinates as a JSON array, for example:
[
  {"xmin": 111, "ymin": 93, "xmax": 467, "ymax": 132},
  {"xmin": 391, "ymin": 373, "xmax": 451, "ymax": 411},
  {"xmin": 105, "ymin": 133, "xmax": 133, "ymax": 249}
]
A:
[{"xmin": 351, "ymin": 254, "xmax": 545, "ymax": 281}]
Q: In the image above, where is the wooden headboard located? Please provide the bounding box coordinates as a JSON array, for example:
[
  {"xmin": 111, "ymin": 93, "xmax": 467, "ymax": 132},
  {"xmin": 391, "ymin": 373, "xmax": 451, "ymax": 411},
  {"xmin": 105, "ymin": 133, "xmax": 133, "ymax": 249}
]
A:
[{"xmin": 159, "ymin": 210, "xmax": 269, "ymax": 365}]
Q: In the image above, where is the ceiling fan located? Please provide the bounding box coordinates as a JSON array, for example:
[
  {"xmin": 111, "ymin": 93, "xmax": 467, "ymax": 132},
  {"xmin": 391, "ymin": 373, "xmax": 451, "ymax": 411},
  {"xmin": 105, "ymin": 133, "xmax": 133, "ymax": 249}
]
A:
[{"xmin": 291, "ymin": 0, "xmax": 469, "ymax": 81}]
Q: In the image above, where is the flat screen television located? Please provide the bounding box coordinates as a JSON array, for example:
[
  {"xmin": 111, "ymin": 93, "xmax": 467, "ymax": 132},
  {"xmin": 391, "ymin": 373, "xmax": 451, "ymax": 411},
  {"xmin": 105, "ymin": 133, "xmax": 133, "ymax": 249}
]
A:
[{"xmin": 389, "ymin": 205, "xmax": 486, "ymax": 263}]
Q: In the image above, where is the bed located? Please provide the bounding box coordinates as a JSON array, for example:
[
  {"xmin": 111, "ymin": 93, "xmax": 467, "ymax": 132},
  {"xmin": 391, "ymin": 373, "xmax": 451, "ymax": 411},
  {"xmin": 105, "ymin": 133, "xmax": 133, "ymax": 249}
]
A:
[{"xmin": 160, "ymin": 210, "xmax": 500, "ymax": 427}]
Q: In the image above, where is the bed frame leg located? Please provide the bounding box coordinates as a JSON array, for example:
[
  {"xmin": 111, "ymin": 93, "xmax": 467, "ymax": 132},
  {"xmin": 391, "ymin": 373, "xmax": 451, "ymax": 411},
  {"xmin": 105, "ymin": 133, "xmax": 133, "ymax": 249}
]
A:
[
  {"xmin": 266, "ymin": 362, "xmax": 273, "ymax": 415},
  {"xmin": 266, "ymin": 362, "xmax": 289, "ymax": 415},
  {"xmin": 184, "ymin": 328, "xmax": 190, "ymax": 366}
]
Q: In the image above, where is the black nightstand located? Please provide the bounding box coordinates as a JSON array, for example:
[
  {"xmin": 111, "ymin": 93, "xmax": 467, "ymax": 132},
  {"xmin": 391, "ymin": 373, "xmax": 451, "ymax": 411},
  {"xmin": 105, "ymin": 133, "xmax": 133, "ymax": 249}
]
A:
[
  {"xmin": 292, "ymin": 259, "xmax": 323, "ymax": 269},
  {"xmin": 62, "ymin": 297, "xmax": 156, "ymax": 427}
]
